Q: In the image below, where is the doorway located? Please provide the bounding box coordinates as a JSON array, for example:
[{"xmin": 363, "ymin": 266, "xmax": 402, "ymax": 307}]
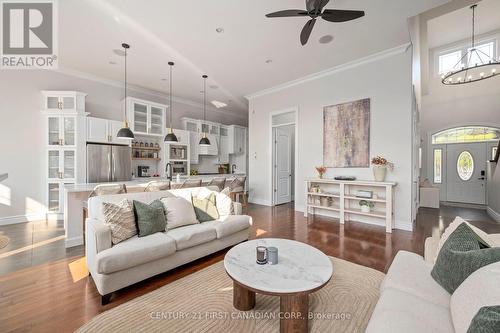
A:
[{"xmin": 271, "ymin": 110, "xmax": 297, "ymax": 206}]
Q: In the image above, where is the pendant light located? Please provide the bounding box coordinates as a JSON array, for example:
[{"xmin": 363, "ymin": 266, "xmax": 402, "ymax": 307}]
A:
[
  {"xmin": 441, "ymin": 4, "xmax": 499, "ymax": 85},
  {"xmin": 116, "ymin": 43, "xmax": 135, "ymax": 139},
  {"xmin": 164, "ymin": 61, "xmax": 178, "ymax": 143},
  {"xmin": 199, "ymin": 75, "xmax": 211, "ymax": 146}
]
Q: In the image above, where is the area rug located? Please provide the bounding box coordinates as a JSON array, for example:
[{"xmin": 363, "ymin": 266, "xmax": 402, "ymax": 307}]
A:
[
  {"xmin": 0, "ymin": 235, "xmax": 9, "ymax": 249},
  {"xmin": 77, "ymin": 257, "xmax": 384, "ymax": 333}
]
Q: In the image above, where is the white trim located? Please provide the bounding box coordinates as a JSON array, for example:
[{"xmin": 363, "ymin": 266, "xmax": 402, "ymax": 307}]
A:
[
  {"xmin": 248, "ymin": 197, "xmax": 272, "ymax": 206},
  {"xmin": 0, "ymin": 213, "xmax": 47, "ymax": 226},
  {"xmin": 245, "ymin": 43, "xmax": 411, "ymax": 100},
  {"xmin": 65, "ymin": 236, "xmax": 84, "ymax": 248},
  {"xmin": 487, "ymin": 206, "xmax": 500, "ymax": 223}
]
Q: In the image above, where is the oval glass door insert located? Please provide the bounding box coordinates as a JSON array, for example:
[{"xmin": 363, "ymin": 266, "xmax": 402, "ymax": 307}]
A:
[{"xmin": 457, "ymin": 151, "xmax": 474, "ymax": 181}]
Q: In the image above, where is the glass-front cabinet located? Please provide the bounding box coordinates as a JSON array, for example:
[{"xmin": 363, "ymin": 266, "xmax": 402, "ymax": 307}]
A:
[
  {"xmin": 150, "ymin": 106, "xmax": 164, "ymax": 135},
  {"xmin": 47, "ymin": 115, "xmax": 76, "ymax": 147},
  {"xmin": 127, "ymin": 98, "xmax": 166, "ymax": 137},
  {"xmin": 42, "ymin": 91, "xmax": 86, "ymax": 111}
]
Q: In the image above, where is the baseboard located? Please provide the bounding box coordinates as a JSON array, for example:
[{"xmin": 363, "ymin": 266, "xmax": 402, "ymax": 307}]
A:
[
  {"xmin": 395, "ymin": 220, "xmax": 414, "ymax": 232},
  {"xmin": 65, "ymin": 236, "xmax": 84, "ymax": 248},
  {"xmin": 248, "ymin": 197, "xmax": 272, "ymax": 206},
  {"xmin": 442, "ymin": 201, "xmax": 486, "ymax": 210},
  {"xmin": 0, "ymin": 212, "xmax": 48, "ymax": 226},
  {"xmin": 487, "ymin": 206, "xmax": 500, "ymax": 223}
]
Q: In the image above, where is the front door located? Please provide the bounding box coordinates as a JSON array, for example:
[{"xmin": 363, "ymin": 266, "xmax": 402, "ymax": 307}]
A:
[
  {"xmin": 274, "ymin": 126, "xmax": 292, "ymax": 205},
  {"xmin": 446, "ymin": 143, "xmax": 486, "ymax": 204}
]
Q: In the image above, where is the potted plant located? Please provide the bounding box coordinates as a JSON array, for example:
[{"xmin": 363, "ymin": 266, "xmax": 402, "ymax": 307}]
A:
[
  {"xmin": 315, "ymin": 166, "xmax": 327, "ymax": 179},
  {"xmin": 359, "ymin": 200, "xmax": 375, "ymax": 213},
  {"xmin": 371, "ymin": 156, "xmax": 394, "ymax": 182}
]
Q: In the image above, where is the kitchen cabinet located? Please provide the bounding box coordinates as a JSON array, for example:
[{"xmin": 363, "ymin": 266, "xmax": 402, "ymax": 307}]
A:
[
  {"xmin": 47, "ymin": 115, "xmax": 76, "ymax": 147},
  {"xmin": 189, "ymin": 132, "xmax": 199, "ymax": 164},
  {"xmin": 218, "ymin": 125, "xmax": 229, "ymax": 164},
  {"xmin": 126, "ymin": 97, "xmax": 166, "ymax": 137},
  {"xmin": 198, "ymin": 134, "xmax": 218, "ymax": 156},
  {"xmin": 228, "ymin": 125, "xmax": 246, "ymax": 155},
  {"xmin": 42, "ymin": 91, "xmax": 86, "ymax": 111},
  {"xmin": 87, "ymin": 117, "xmax": 130, "ymax": 145}
]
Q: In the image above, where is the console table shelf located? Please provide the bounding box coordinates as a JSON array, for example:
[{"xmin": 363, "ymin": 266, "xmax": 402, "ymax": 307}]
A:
[{"xmin": 305, "ymin": 178, "xmax": 397, "ymax": 233}]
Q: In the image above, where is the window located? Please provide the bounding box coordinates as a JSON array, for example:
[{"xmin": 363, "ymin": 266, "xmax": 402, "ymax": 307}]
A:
[
  {"xmin": 432, "ymin": 126, "xmax": 500, "ymax": 144},
  {"xmin": 436, "ymin": 41, "xmax": 497, "ymax": 75},
  {"xmin": 434, "ymin": 149, "xmax": 442, "ymax": 184},
  {"xmin": 457, "ymin": 151, "xmax": 474, "ymax": 181},
  {"xmin": 439, "ymin": 50, "xmax": 462, "ymax": 74},
  {"xmin": 468, "ymin": 42, "xmax": 495, "ymax": 67}
]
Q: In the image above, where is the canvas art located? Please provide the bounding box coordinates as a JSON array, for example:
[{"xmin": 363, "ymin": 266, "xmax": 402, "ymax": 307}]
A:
[{"xmin": 323, "ymin": 98, "xmax": 370, "ymax": 168}]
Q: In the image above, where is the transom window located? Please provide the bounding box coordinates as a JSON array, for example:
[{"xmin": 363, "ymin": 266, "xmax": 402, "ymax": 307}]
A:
[
  {"xmin": 432, "ymin": 126, "xmax": 500, "ymax": 144},
  {"xmin": 457, "ymin": 151, "xmax": 474, "ymax": 181},
  {"xmin": 437, "ymin": 41, "xmax": 497, "ymax": 75}
]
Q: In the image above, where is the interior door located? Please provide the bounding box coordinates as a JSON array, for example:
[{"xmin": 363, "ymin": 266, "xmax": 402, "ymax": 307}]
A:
[
  {"xmin": 274, "ymin": 127, "xmax": 292, "ymax": 205},
  {"xmin": 446, "ymin": 143, "xmax": 486, "ymax": 204}
]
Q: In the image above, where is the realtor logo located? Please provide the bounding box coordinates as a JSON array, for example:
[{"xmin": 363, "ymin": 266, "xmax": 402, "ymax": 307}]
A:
[{"xmin": 1, "ymin": 0, "xmax": 58, "ymax": 69}]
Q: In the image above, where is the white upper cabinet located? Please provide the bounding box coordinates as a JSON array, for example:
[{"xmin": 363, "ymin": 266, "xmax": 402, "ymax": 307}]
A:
[
  {"xmin": 42, "ymin": 91, "xmax": 86, "ymax": 111},
  {"xmin": 87, "ymin": 117, "xmax": 130, "ymax": 145},
  {"xmin": 189, "ymin": 132, "xmax": 199, "ymax": 164},
  {"xmin": 228, "ymin": 125, "xmax": 246, "ymax": 155},
  {"xmin": 126, "ymin": 97, "xmax": 166, "ymax": 137}
]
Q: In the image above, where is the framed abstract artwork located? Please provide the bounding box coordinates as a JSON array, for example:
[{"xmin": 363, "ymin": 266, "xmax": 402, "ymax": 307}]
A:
[{"xmin": 323, "ymin": 98, "xmax": 370, "ymax": 168}]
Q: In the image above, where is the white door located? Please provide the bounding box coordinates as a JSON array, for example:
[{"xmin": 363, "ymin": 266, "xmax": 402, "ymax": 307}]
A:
[
  {"xmin": 274, "ymin": 127, "xmax": 292, "ymax": 205},
  {"xmin": 446, "ymin": 143, "xmax": 487, "ymax": 204}
]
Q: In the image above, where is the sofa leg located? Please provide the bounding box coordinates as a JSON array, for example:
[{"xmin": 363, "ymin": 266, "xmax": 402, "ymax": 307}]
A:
[{"xmin": 101, "ymin": 293, "xmax": 112, "ymax": 305}]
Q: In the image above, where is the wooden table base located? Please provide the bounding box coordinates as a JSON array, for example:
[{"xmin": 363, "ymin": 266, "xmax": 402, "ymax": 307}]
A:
[{"xmin": 233, "ymin": 281, "xmax": 255, "ymax": 311}]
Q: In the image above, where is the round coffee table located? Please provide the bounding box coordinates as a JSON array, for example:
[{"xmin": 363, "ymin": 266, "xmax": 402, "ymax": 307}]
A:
[{"xmin": 224, "ymin": 238, "xmax": 333, "ymax": 333}]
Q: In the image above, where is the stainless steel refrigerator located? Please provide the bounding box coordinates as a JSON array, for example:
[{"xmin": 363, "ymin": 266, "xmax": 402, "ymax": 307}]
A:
[{"xmin": 87, "ymin": 144, "xmax": 132, "ymax": 183}]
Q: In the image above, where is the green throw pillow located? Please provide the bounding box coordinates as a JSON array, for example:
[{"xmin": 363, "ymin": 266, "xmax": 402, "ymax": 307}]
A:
[
  {"xmin": 467, "ymin": 306, "xmax": 500, "ymax": 333},
  {"xmin": 192, "ymin": 193, "xmax": 219, "ymax": 222},
  {"xmin": 133, "ymin": 199, "xmax": 166, "ymax": 237},
  {"xmin": 431, "ymin": 223, "xmax": 500, "ymax": 294}
]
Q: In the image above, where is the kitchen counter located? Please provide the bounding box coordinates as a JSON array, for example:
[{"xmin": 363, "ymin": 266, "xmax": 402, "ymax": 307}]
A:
[{"xmin": 62, "ymin": 173, "xmax": 246, "ymax": 248}]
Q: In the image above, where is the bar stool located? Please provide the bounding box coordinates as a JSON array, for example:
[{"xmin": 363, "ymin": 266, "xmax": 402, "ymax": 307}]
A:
[
  {"xmin": 144, "ymin": 180, "xmax": 171, "ymax": 192},
  {"xmin": 207, "ymin": 177, "xmax": 226, "ymax": 192},
  {"xmin": 181, "ymin": 179, "xmax": 202, "ymax": 188},
  {"xmin": 229, "ymin": 176, "xmax": 247, "ymax": 206}
]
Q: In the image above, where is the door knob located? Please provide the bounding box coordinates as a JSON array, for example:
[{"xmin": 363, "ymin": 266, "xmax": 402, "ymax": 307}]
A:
[{"xmin": 478, "ymin": 177, "xmax": 485, "ymax": 180}]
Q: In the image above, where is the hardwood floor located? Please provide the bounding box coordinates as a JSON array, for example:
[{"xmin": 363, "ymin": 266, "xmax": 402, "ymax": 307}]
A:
[{"xmin": 1, "ymin": 203, "xmax": 499, "ymax": 332}]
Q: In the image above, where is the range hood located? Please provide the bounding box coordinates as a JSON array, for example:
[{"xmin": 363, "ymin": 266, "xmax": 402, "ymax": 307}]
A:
[{"xmin": 198, "ymin": 134, "xmax": 218, "ymax": 156}]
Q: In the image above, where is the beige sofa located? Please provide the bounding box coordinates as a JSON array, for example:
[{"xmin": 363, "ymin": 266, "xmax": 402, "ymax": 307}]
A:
[
  {"xmin": 85, "ymin": 187, "xmax": 252, "ymax": 304},
  {"xmin": 366, "ymin": 230, "xmax": 500, "ymax": 333}
]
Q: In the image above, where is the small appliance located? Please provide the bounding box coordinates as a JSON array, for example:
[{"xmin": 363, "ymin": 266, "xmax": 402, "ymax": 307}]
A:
[{"xmin": 137, "ymin": 166, "xmax": 150, "ymax": 177}]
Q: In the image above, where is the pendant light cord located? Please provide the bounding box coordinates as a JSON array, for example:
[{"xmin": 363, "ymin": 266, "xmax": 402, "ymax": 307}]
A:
[
  {"xmin": 169, "ymin": 64, "xmax": 173, "ymax": 129},
  {"xmin": 124, "ymin": 46, "xmax": 127, "ymax": 123},
  {"xmin": 203, "ymin": 77, "xmax": 206, "ymax": 123},
  {"xmin": 471, "ymin": 5, "xmax": 476, "ymax": 48}
]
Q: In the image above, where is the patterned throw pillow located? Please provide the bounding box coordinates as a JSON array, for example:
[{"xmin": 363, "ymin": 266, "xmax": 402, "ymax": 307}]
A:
[
  {"xmin": 467, "ymin": 306, "xmax": 500, "ymax": 333},
  {"xmin": 133, "ymin": 199, "xmax": 166, "ymax": 237},
  {"xmin": 217, "ymin": 187, "xmax": 234, "ymax": 216},
  {"xmin": 192, "ymin": 193, "xmax": 219, "ymax": 222},
  {"xmin": 102, "ymin": 199, "xmax": 137, "ymax": 245},
  {"xmin": 431, "ymin": 223, "xmax": 500, "ymax": 293}
]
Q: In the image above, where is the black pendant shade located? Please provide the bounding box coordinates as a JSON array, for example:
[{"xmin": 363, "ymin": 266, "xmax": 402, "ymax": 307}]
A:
[
  {"xmin": 164, "ymin": 61, "xmax": 178, "ymax": 143},
  {"xmin": 199, "ymin": 74, "xmax": 211, "ymax": 146},
  {"xmin": 117, "ymin": 43, "xmax": 134, "ymax": 140}
]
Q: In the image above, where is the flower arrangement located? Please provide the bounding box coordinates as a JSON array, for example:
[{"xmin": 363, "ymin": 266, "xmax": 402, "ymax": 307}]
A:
[
  {"xmin": 359, "ymin": 200, "xmax": 375, "ymax": 212},
  {"xmin": 371, "ymin": 156, "xmax": 394, "ymax": 171},
  {"xmin": 315, "ymin": 166, "xmax": 327, "ymax": 179}
]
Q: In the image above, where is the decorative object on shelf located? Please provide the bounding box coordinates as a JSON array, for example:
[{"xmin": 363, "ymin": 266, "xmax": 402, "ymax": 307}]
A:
[
  {"xmin": 199, "ymin": 75, "xmax": 211, "ymax": 146},
  {"xmin": 310, "ymin": 184, "xmax": 320, "ymax": 193},
  {"xmin": 371, "ymin": 156, "xmax": 394, "ymax": 182},
  {"xmin": 320, "ymin": 196, "xmax": 329, "ymax": 206},
  {"xmin": 256, "ymin": 246, "xmax": 267, "ymax": 265},
  {"xmin": 164, "ymin": 62, "xmax": 179, "ymax": 143},
  {"xmin": 334, "ymin": 176, "xmax": 356, "ymax": 181},
  {"xmin": 442, "ymin": 4, "xmax": 499, "ymax": 86},
  {"xmin": 359, "ymin": 200, "xmax": 374, "ymax": 213},
  {"xmin": 116, "ymin": 43, "xmax": 135, "ymax": 140},
  {"xmin": 267, "ymin": 247, "xmax": 278, "ymax": 265},
  {"xmin": 315, "ymin": 166, "xmax": 327, "ymax": 179},
  {"xmin": 356, "ymin": 190, "xmax": 373, "ymax": 199},
  {"xmin": 324, "ymin": 98, "xmax": 370, "ymax": 167},
  {"xmin": 327, "ymin": 197, "xmax": 334, "ymax": 207}
]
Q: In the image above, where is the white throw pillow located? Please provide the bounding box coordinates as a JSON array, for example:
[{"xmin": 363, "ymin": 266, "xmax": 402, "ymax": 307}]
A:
[
  {"xmin": 216, "ymin": 187, "xmax": 234, "ymax": 217},
  {"xmin": 450, "ymin": 261, "xmax": 500, "ymax": 333},
  {"xmin": 161, "ymin": 197, "xmax": 198, "ymax": 230},
  {"xmin": 434, "ymin": 217, "xmax": 492, "ymax": 263}
]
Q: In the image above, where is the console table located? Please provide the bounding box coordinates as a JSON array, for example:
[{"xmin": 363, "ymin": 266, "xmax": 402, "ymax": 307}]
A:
[{"xmin": 305, "ymin": 178, "xmax": 397, "ymax": 233}]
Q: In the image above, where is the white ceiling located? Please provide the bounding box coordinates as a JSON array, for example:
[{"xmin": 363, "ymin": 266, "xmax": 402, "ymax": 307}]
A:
[
  {"xmin": 58, "ymin": 0, "xmax": 449, "ymax": 115},
  {"xmin": 427, "ymin": 0, "xmax": 500, "ymax": 49}
]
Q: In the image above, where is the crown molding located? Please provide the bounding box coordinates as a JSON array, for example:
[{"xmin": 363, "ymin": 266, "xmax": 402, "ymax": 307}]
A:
[
  {"xmin": 54, "ymin": 66, "xmax": 248, "ymax": 121},
  {"xmin": 245, "ymin": 43, "xmax": 411, "ymax": 100}
]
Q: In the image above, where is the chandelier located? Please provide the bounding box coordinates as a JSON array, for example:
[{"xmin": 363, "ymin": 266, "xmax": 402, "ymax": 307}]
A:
[{"xmin": 441, "ymin": 4, "xmax": 499, "ymax": 85}]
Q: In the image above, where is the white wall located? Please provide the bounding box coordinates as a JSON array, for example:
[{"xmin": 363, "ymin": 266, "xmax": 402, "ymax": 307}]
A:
[
  {"xmin": 248, "ymin": 49, "xmax": 414, "ymax": 231},
  {"xmin": 0, "ymin": 70, "xmax": 246, "ymax": 221},
  {"xmin": 487, "ymin": 162, "xmax": 500, "ymax": 222}
]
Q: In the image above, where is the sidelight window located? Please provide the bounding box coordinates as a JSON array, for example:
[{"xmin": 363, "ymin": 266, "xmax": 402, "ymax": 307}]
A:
[{"xmin": 434, "ymin": 149, "xmax": 442, "ymax": 184}]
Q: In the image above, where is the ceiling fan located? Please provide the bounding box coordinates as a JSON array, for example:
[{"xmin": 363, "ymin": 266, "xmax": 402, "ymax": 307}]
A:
[{"xmin": 266, "ymin": 0, "xmax": 365, "ymax": 45}]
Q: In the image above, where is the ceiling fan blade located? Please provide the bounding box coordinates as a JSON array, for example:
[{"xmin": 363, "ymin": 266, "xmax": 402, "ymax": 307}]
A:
[
  {"xmin": 266, "ymin": 10, "xmax": 308, "ymax": 18},
  {"xmin": 300, "ymin": 19, "xmax": 316, "ymax": 45},
  {"xmin": 306, "ymin": 0, "xmax": 330, "ymax": 13},
  {"xmin": 321, "ymin": 9, "xmax": 365, "ymax": 22}
]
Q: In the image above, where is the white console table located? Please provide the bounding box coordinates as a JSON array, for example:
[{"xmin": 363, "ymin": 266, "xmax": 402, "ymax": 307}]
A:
[{"xmin": 305, "ymin": 178, "xmax": 397, "ymax": 233}]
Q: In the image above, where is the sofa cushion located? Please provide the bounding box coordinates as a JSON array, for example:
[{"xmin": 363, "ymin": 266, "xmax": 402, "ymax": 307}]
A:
[
  {"xmin": 381, "ymin": 251, "xmax": 450, "ymax": 308},
  {"xmin": 451, "ymin": 261, "xmax": 500, "ymax": 333},
  {"xmin": 133, "ymin": 199, "xmax": 166, "ymax": 237},
  {"xmin": 166, "ymin": 223, "xmax": 217, "ymax": 250},
  {"xmin": 102, "ymin": 199, "xmax": 137, "ymax": 245},
  {"xmin": 466, "ymin": 306, "xmax": 500, "ymax": 333},
  {"xmin": 365, "ymin": 288, "xmax": 454, "ymax": 333},
  {"xmin": 202, "ymin": 215, "xmax": 251, "ymax": 239},
  {"xmin": 161, "ymin": 197, "xmax": 199, "ymax": 230},
  {"xmin": 192, "ymin": 193, "xmax": 219, "ymax": 222},
  {"xmin": 96, "ymin": 233, "xmax": 176, "ymax": 274}
]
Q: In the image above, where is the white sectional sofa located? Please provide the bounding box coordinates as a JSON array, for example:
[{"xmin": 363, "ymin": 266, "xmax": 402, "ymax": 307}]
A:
[{"xmin": 85, "ymin": 187, "xmax": 252, "ymax": 304}]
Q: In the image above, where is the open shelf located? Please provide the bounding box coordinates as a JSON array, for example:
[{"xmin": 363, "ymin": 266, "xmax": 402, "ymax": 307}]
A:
[
  {"xmin": 344, "ymin": 208, "xmax": 385, "ymax": 219},
  {"xmin": 308, "ymin": 204, "xmax": 340, "ymax": 212},
  {"xmin": 132, "ymin": 157, "xmax": 161, "ymax": 161},
  {"xmin": 132, "ymin": 146, "xmax": 160, "ymax": 151},
  {"xmin": 307, "ymin": 192, "xmax": 340, "ymax": 198},
  {"xmin": 344, "ymin": 195, "xmax": 386, "ymax": 203}
]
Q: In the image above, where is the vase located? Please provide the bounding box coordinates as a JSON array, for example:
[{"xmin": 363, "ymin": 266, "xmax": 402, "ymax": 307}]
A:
[
  {"xmin": 372, "ymin": 165, "xmax": 387, "ymax": 182},
  {"xmin": 317, "ymin": 173, "xmax": 323, "ymax": 179},
  {"xmin": 361, "ymin": 205, "xmax": 371, "ymax": 213}
]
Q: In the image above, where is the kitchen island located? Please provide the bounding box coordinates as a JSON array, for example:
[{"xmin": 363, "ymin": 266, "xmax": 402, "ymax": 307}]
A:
[{"xmin": 63, "ymin": 174, "xmax": 245, "ymax": 248}]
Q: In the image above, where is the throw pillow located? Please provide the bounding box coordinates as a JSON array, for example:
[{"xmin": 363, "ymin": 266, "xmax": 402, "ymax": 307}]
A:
[
  {"xmin": 133, "ymin": 199, "xmax": 166, "ymax": 237},
  {"xmin": 161, "ymin": 197, "xmax": 198, "ymax": 230},
  {"xmin": 431, "ymin": 223, "xmax": 500, "ymax": 294},
  {"xmin": 192, "ymin": 193, "xmax": 219, "ymax": 222},
  {"xmin": 217, "ymin": 187, "xmax": 234, "ymax": 216},
  {"xmin": 467, "ymin": 306, "xmax": 500, "ymax": 333},
  {"xmin": 102, "ymin": 199, "xmax": 137, "ymax": 245}
]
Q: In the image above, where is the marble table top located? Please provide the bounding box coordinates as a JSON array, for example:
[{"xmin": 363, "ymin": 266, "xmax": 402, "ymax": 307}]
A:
[{"xmin": 224, "ymin": 238, "xmax": 333, "ymax": 294}]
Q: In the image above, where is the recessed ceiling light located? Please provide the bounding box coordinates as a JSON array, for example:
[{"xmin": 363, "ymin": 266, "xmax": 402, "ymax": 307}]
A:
[
  {"xmin": 319, "ymin": 35, "xmax": 334, "ymax": 44},
  {"xmin": 112, "ymin": 49, "xmax": 125, "ymax": 56},
  {"xmin": 114, "ymin": 16, "xmax": 121, "ymax": 23},
  {"xmin": 211, "ymin": 100, "xmax": 227, "ymax": 108},
  {"xmin": 209, "ymin": 85, "xmax": 219, "ymax": 89},
  {"xmin": 109, "ymin": 61, "xmax": 117, "ymax": 65},
  {"xmin": 265, "ymin": 59, "xmax": 273, "ymax": 64},
  {"xmin": 215, "ymin": 27, "xmax": 224, "ymax": 33}
]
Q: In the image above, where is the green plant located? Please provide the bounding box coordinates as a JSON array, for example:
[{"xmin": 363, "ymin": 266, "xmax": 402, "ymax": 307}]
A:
[{"xmin": 359, "ymin": 200, "xmax": 375, "ymax": 208}]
